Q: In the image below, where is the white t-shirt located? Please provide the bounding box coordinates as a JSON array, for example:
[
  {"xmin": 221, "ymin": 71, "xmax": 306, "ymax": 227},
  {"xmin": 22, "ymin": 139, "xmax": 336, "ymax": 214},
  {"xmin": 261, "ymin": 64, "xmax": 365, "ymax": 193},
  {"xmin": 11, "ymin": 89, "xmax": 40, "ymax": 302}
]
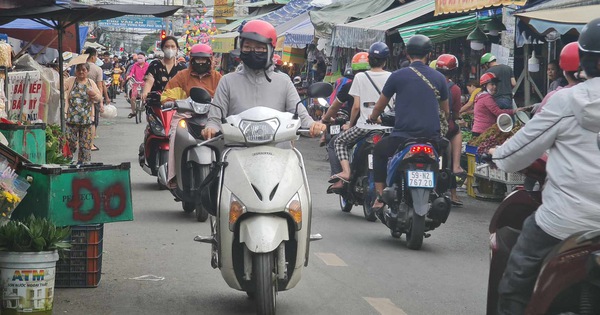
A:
[{"xmin": 348, "ymin": 70, "xmax": 391, "ymax": 127}]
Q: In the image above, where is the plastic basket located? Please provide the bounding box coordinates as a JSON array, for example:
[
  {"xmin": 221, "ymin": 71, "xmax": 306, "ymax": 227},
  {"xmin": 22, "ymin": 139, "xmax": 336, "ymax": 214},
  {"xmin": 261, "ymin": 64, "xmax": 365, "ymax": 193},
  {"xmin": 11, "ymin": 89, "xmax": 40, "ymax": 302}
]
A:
[{"xmin": 56, "ymin": 224, "xmax": 103, "ymax": 288}]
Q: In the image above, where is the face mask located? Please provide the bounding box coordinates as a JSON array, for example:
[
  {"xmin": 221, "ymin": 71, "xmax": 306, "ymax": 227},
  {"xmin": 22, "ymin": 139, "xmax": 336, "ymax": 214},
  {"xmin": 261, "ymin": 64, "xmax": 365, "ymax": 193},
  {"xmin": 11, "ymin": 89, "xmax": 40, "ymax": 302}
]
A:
[
  {"xmin": 95, "ymin": 59, "xmax": 103, "ymax": 66},
  {"xmin": 163, "ymin": 49, "xmax": 177, "ymax": 59},
  {"xmin": 240, "ymin": 51, "xmax": 269, "ymax": 70},
  {"xmin": 192, "ymin": 61, "xmax": 211, "ymax": 74},
  {"xmin": 138, "ymin": 58, "xmax": 145, "ymax": 63}
]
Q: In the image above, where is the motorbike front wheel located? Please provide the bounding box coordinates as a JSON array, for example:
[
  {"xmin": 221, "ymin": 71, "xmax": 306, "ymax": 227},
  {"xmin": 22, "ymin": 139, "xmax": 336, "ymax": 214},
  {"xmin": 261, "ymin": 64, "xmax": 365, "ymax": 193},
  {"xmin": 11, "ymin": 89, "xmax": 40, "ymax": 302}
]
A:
[
  {"xmin": 406, "ymin": 211, "xmax": 425, "ymax": 250},
  {"xmin": 339, "ymin": 195, "xmax": 353, "ymax": 212},
  {"xmin": 195, "ymin": 165, "xmax": 211, "ymax": 222},
  {"xmin": 253, "ymin": 252, "xmax": 276, "ymax": 315}
]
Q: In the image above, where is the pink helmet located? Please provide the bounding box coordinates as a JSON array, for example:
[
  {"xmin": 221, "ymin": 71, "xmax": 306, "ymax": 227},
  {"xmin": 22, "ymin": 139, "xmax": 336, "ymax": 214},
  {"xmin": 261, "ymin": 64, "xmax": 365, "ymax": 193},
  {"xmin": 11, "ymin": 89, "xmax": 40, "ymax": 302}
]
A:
[{"xmin": 190, "ymin": 44, "xmax": 213, "ymax": 58}]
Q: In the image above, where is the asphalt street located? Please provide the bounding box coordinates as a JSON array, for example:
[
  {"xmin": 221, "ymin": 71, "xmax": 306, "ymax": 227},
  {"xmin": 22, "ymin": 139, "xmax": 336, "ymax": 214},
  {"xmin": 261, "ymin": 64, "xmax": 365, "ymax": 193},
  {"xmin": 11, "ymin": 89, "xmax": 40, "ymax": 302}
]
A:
[{"xmin": 53, "ymin": 95, "xmax": 500, "ymax": 315}]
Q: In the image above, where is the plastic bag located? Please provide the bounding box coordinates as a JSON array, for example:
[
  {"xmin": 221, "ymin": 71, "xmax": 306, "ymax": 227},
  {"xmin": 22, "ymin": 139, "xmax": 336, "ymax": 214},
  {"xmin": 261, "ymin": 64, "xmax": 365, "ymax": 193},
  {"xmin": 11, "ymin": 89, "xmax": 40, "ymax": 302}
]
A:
[{"xmin": 100, "ymin": 104, "xmax": 117, "ymax": 118}]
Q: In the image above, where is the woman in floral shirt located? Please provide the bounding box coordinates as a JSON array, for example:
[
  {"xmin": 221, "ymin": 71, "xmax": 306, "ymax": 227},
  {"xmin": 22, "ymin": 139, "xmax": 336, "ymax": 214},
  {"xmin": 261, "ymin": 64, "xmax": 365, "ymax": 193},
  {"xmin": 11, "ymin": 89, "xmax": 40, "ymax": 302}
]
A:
[{"xmin": 64, "ymin": 62, "xmax": 102, "ymax": 163}]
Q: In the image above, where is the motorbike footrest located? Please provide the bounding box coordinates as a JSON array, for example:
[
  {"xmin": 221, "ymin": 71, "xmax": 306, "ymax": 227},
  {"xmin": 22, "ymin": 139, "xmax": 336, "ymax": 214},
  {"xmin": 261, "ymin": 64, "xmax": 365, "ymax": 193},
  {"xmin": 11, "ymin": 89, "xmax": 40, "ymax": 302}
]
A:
[
  {"xmin": 309, "ymin": 233, "xmax": 323, "ymax": 241},
  {"xmin": 194, "ymin": 235, "xmax": 216, "ymax": 245}
]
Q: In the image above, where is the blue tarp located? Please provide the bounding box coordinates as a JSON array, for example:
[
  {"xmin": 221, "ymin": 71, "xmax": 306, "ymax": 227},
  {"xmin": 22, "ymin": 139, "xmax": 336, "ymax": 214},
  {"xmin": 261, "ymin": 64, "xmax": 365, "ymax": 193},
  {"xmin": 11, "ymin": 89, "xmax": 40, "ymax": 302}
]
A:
[
  {"xmin": 283, "ymin": 18, "xmax": 313, "ymax": 47},
  {"xmin": 0, "ymin": 19, "xmax": 88, "ymax": 52},
  {"xmin": 259, "ymin": 0, "xmax": 313, "ymax": 27}
]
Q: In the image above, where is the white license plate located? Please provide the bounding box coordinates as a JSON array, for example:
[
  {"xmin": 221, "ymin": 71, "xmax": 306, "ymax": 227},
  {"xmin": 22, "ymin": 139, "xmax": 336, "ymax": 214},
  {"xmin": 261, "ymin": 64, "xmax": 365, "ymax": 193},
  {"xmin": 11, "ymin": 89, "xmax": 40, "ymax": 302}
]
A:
[
  {"xmin": 368, "ymin": 154, "xmax": 373, "ymax": 170},
  {"xmin": 407, "ymin": 171, "xmax": 435, "ymax": 188},
  {"xmin": 330, "ymin": 125, "xmax": 341, "ymax": 135}
]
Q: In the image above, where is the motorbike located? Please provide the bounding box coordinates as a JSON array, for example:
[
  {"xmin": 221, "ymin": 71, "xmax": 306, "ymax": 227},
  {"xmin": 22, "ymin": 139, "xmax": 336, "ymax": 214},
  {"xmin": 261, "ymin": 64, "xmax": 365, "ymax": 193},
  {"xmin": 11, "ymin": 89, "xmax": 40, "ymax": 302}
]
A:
[
  {"xmin": 336, "ymin": 124, "xmax": 391, "ymax": 222},
  {"xmin": 484, "ymin": 114, "xmax": 600, "ymax": 314},
  {"xmin": 138, "ymin": 91, "xmax": 174, "ymax": 189},
  {"xmin": 323, "ymin": 108, "xmax": 349, "ymax": 147},
  {"xmin": 103, "ymin": 70, "xmax": 113, "ymax": 101},
  {"xmin": 157, "ymin": 88, "xmax": 213, "ymax": 222},
  {"xmin": 194, "ymin": 83, "xmax": 331, "ymax": 314},
  {"xmin": 374, "ymin": 121, "xmax": 452, "ymax": 250}
]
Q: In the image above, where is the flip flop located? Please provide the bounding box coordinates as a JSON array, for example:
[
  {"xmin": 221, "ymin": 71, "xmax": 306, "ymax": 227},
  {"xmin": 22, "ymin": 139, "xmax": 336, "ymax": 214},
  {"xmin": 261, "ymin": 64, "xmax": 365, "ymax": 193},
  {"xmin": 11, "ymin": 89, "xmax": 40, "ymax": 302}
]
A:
[
  {"xmin": 451, "ymin": 199, "xmax": 464, "ymax": 206},
  {"xmin": 326, "ymin": 184, "xmax": 343, "ymax": 194},
  {"xmin": 328, "ymin": 174, "xmax": 349, "ymax": 184},
  {"xmin": 127, "ymin": 113, "xmax": 135, "ymax": 119},
  {"xmin": 454, "ymin": 171, "xmax": 468, "ymax": 180},
  {"xmin": 91, "ymin": 145, "xmax": 99, "ymax": 151}
]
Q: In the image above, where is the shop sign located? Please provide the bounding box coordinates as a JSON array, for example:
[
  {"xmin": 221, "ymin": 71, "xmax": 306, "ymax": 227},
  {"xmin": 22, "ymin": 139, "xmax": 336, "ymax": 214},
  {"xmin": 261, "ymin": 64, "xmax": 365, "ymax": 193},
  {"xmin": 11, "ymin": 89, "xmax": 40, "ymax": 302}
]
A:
[
  {"xmin": 6, "ymin": 71, "xmax": 44, "ymax": 122},
  {"xmin": 435, "ymin": 0, "xmax": 527, "ymax": 15},
  {"xmin": 214, "ymin": 4, "xmax": 235, "ymax": 17},
  {"xmin": 98, "ymin": 17, "xmax": 165, "ymax": 30},
  {"xmin": 211, "ymin": 37, "xmax": 236, "ymax": 53}
]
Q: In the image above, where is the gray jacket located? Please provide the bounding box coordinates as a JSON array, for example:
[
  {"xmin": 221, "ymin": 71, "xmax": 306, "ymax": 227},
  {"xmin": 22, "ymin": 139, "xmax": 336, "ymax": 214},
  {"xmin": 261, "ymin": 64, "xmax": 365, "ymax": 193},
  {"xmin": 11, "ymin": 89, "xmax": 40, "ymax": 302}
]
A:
[
  {"xmin": 206, "ymin": 65, "xmax": 314, "ymax": 131},
  {"xmin": 493, "ymin": 77, "xmax": 600, "ymax": 239}
]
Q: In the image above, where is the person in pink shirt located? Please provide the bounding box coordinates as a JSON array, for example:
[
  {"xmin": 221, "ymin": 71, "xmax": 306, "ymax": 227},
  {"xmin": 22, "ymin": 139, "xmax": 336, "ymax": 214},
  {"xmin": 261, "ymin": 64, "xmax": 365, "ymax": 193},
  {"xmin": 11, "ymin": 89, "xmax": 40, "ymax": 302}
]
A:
[
  {"xmin": 472, "ymin": 72, "xmax": 525, "ymax": 136},
  {"xmin": 127, "ymin": 52, "xmax": 149, "ymax": 119}
]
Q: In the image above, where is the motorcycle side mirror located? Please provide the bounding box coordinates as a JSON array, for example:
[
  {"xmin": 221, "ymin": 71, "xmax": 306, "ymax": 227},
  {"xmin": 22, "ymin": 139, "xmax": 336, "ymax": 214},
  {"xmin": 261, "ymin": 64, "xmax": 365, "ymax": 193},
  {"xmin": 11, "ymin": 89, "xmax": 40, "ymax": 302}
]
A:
[
  {"xmin": 293, "ymin": 82, "xmax": 333, "ymax": 119},
  {"xmin": 317, "ymin": 98, "xmax": 328, "ymax": 107},
  {"xmin": 189, "ymin": 87, "xmax": 212, "ymax": 104},
  {"xmin": 497, "ymin": 113, "xmax": 513, "ymax": 133}
]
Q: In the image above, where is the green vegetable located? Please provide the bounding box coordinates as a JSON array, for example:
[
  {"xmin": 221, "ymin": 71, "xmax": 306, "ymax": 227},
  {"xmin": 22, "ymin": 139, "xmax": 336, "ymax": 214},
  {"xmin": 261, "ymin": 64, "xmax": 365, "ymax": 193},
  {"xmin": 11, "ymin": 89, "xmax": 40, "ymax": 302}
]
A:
[
  {"xmin": 45, "ymin": 125, "xmax": 71, "ymax": 164},
  {"xmin": 0, "ymin": 215, "xmax": 71, "ymax": 252}
]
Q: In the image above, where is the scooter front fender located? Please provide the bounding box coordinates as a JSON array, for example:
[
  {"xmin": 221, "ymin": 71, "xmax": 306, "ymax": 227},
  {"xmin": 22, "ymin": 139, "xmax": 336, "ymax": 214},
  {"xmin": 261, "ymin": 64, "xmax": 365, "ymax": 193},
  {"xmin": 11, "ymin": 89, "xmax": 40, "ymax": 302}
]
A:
[{"xmin": 239, "ymin": 215, "xmax": 289, "ymax": 253}]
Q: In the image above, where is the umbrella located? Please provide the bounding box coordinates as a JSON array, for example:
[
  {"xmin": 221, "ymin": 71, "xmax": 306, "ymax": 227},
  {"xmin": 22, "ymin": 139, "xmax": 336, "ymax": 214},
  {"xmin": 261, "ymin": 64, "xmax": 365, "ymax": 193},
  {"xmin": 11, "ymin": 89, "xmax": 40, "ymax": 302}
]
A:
[{"xmin": 0, "ymin": 0, "xmax": 182, "ymax": 131}]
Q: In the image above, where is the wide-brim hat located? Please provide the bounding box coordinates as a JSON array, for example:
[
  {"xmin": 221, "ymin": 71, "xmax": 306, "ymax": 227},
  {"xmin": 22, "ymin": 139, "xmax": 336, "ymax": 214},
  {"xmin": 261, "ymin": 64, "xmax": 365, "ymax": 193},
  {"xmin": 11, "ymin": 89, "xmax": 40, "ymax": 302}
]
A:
[{"xmin": 67, "ymin": 54, "xmax": 90, "ymax": 67}]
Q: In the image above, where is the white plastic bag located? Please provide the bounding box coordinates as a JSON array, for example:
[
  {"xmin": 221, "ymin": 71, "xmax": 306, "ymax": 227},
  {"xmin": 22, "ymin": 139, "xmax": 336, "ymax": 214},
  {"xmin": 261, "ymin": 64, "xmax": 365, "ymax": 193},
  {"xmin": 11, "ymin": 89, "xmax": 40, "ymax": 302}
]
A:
[{"xmin": 100, "ymin": 104, "xmax": 117, "ymax": 118}]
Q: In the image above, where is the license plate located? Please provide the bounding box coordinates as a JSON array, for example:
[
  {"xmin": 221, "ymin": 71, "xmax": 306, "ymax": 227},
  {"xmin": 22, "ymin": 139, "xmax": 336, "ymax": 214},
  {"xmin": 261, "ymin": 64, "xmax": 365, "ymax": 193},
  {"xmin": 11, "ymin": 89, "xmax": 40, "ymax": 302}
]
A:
[
  {"xmin": 368, "ymin": 154, "xmax": 373, "ymax": 170},
  {"xmin": 407, "ymin": 171, "xmax": 435, "ymax": 188},
  {"xmin": 330, "ymin": 125, "xmax": 341, "ymax": 135}
]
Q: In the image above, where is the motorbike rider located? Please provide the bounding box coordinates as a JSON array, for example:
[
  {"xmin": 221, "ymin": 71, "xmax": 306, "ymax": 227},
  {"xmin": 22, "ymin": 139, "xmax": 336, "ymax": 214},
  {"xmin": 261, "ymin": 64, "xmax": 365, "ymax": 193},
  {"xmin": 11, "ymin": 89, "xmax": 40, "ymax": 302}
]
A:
[
  {"xmin": 273, "ymin": 54, "xmax": 284, "ymax": 72},
  {"xmin": 127, "ymin": 52, "xmax": 149, "ymax": 119},
  {"xmin": 490, "ymin": 18, "xmax": 600, "ymax": 314},
  {"xmin": 141, "ymin": 36, "xmax": 187, "ymax": 102},
  {"xmin": 435, "ymin": 54, "xmax": 466, "ymax": 206},
  {"xmin": 320, "ymin": 66, "xmax": 355, "ymax": 193},
  {"xmin": 327, "ymin": 43, "xmax": 392, "ymax": 192},
  {"xmin": 367, "ymin": 35, "xmax": 449, "ymax": 212},
  {"xmin": 480, "ymin": 52, "xmax": 517, "ymax": 109},
  {"xmin": 201, "ymin": 20, "xmax": 325, "ymax": 140},
  {"xmin": 161, "ymin": 43, "xmax": 223, "ymax": 189}
]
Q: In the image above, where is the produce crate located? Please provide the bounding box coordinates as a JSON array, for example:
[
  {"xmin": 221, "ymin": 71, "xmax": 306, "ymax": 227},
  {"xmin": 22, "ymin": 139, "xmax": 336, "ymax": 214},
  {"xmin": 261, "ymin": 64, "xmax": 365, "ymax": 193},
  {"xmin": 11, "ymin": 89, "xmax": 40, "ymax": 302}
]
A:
[
  {"xmin": 0, "ymin": 123, "xmax": 46, "ymax": 164},
  {"xmin": 13, "ymin": 162, "xmax": 133, "ymax": 226},
  {"xmin": 465, "ymin": 145, "xmax": 478, "ymax": 155},
  {"xmin": 474, "ymin": 163, "xmax": 489, "ymax": 177},
  {"xmin": 56, "ymin": 224, "xmax": 103, "ymax": 288}
]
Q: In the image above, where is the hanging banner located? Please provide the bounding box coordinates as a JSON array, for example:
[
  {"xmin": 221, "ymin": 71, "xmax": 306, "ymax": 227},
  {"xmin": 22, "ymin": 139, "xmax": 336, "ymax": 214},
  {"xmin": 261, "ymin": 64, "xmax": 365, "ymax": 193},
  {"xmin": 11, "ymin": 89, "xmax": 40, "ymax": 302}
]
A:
[
  {"xmin": 435, "ymin": 0, "xmax": 527, "ymax": 16},
  {"xmin": 6, "ymin": 71, "xmax": 44, "ymax": 122}
]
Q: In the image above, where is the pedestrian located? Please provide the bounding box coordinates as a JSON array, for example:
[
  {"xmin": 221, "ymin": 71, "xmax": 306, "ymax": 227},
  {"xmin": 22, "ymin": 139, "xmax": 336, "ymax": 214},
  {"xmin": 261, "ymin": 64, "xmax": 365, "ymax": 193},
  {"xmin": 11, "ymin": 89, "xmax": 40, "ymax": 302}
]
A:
[
  {"xmin": 459, "ymin": 79, "xmax": 481, "ymax": 115},
  {"xmin": 126, "ymin": 52, "xmax": 149, "ymax": 119},
  {"xmin": 480, "ymin": 53, "xmax": 516, "ymax": 109},
  {"xmin": 64, "ymin": 62, "xmax": 102, "ymax": 163},
  {"xmin": 83, "ymin": 47, "xmax": 105, "ymax": 151},
  {"xmin": 547, "ymin": 60, "xmax": 567, "ymax": 92}
]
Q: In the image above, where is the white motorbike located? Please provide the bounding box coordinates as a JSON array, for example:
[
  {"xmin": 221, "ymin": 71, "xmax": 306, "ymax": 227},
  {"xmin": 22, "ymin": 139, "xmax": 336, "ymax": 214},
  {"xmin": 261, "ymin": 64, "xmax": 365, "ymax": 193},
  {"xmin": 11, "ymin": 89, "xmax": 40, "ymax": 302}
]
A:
[{"xmin": 195, "ymin": 83, "xmax": 332, "ymax": 315}]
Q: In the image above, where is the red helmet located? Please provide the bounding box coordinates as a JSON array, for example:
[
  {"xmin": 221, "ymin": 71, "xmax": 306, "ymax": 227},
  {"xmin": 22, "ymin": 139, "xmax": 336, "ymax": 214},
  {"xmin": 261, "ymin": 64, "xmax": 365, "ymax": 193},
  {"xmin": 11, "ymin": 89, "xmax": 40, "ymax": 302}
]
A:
[
  {"xmin": 272, "ymin": 54, "xmax": 283, "ymax": 66},
  {"xmin": 559, "ymin": 42, "xmax": 580, "ymax": 72},
  {"xmin": 435, "ymin": 54, "xmax": 459, "ymax": 71},
  {"xmin": 240, "ymin": 20, "xmax": 277, "ymax": 47},
  {"xmin": 480, "ymin": 72, "xmax": 499, "ymax": 86},
  {"xmin": 190, "ymin": 44, "xmax": 213, "ymax": 58}
]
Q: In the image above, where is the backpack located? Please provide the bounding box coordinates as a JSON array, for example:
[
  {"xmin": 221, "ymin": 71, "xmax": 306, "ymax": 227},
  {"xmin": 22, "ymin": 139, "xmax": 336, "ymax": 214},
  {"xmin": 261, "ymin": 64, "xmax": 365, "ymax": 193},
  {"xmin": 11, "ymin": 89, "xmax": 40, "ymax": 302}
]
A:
[{"xmin": 328, "ymin": 77, "xmax": 351, "ymax": 104}]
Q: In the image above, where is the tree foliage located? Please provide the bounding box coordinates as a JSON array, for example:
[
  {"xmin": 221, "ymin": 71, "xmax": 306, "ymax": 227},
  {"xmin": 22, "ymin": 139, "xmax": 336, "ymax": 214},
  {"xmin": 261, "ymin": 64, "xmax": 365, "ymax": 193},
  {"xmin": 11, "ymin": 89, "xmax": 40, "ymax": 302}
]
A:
[{"xmin": 141, "ymin": 33, "xmax": 160, "ymax": 54}]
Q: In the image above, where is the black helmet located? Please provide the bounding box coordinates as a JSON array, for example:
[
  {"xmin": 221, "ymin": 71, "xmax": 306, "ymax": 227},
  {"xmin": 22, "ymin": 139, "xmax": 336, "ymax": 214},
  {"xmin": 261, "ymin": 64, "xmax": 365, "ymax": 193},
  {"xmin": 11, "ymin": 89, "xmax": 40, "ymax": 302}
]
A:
[
  {"xmin": 579, "ymin": 18, "xmax": 600, "ymax": 78},
  {"xmin": 369, "ymin": 42, "xmax": 389, "ymax": 59},
  {"xmin": 406, "ymin": 35, "xmax": 432, "ymax": 57},
  {"xmin": 343, "ymin": 66, "xmax": 354, "ymax": 79}
]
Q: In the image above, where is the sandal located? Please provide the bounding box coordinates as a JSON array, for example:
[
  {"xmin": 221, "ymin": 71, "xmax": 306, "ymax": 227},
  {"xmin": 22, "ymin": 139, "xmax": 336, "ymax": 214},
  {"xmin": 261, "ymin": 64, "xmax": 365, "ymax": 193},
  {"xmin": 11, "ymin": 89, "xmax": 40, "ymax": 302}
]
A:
[
  {"xmin": 127, "ymin": 113, "xmax": 135, "ymax": 119},
  {"xmin": 91, "ymin": 145, "xmax": 99, "ymax": 151},
  {"xmin": 326, "ymin": 184, "xmax": 343, "ymax": 194},
  {"xmin": 451, "ymin": 199, "xmax": 464, "ymax": 206},
  {"xmin": 328, "ymin": 174, "xmax": 350, "ymax": 184}
]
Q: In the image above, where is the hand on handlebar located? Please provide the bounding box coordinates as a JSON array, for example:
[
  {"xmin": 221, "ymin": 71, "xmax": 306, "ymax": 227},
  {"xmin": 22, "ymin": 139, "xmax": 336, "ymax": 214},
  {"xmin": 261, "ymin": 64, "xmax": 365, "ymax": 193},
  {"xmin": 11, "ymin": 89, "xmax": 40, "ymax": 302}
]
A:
[
  {"xmin": 310, "ymin": 121, "xmax": 327, "ymax": 137},
  {"xmin": 202, "ymin": 127, "xmax": 218, "ymax": 140}
]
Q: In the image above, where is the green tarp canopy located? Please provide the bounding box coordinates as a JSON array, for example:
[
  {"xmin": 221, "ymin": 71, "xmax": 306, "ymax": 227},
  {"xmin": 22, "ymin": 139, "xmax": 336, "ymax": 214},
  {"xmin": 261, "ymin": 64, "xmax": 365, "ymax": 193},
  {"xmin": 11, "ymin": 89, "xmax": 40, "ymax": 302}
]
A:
[
  {"xmin": 397, "ymin": 14, "xmax": 491, "ymax": 44},
  {"xmin": 309, "ymin": 0, "xmax": 396, "ymax": 40}
]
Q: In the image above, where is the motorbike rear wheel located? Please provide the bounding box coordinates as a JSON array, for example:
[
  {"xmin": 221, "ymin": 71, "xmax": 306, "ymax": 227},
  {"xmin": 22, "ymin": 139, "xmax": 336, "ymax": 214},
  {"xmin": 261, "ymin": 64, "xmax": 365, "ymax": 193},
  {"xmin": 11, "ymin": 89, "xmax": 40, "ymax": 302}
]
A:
[
  {"xmin": 362, "ymin": 171, "xmax": 377, "ymax": 222},
  {"xmin": 339, "ymin": 195, "xmax": 353, "ymax": 212},
  {"xmin": 406, "ymin": 211, "xmax": 425, "ymax": 250},
  {"xmin": 253, "ymin": 252, "xmax": 276, "ymax": 315}
]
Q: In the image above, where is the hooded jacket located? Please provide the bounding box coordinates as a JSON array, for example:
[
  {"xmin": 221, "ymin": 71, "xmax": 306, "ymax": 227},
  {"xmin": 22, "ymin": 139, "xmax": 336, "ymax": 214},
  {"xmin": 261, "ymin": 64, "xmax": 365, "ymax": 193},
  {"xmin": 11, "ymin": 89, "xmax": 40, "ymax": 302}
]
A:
[
  {"xmin": 206, "ymin": 65, "xmax": 314, "ymax": 131},
  {"xmin": 493, "ymin": 77, "xmax": 600, "ymax": 239}
]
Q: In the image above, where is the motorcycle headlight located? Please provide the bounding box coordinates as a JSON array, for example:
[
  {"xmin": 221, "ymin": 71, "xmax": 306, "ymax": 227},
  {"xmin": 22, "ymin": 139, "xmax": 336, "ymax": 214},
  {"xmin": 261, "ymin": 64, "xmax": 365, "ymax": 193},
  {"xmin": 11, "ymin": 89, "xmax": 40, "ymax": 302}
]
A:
[
  {"xmin": 229, "ymin": 194, "xmax": 246, "ymax": 231},
  {"xmin": 191, "ymin": 102, "xmax": 211, "ymax": 115},
  {"xmin": 285, "ymin": 193, "xmax": 302, "ymax": 230},
  {"xmin": 147, "ymin": 115, "xmax": 165, "ymax": 136},
  {"xmin": 239, "ymin": 118, "xmax": 279, "ymax": 144}
]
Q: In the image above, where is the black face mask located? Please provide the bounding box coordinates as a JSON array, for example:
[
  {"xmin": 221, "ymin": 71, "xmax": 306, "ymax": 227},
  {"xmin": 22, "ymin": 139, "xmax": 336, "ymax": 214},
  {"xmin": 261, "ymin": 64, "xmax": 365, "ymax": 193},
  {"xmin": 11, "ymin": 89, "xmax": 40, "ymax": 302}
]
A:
[
  {"xmin": 192, "ymin": 62, "xmax": 211, "ymax": 75},
  {"xmin": 240, "ymin": 51, "xmax": 269, "ymax": 70}
]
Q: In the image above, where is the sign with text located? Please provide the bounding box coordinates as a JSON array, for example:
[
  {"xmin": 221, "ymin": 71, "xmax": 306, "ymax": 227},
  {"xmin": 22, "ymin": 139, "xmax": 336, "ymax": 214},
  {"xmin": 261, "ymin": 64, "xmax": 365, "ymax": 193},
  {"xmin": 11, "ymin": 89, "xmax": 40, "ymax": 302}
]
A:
[
  {"xmin": 98, "ymin": 17, "xmax": 165, "ymax": 30},
  {"xmin": 6, "ymin": 71, "xmax": 44, "ymax": 122},
  {"xmin": 434, "ymin": 0, "xmax": 527, "ymax": 15},
  {"xmin": 214, "ymin": 4, "xmax": 235, "ymax": 17}
]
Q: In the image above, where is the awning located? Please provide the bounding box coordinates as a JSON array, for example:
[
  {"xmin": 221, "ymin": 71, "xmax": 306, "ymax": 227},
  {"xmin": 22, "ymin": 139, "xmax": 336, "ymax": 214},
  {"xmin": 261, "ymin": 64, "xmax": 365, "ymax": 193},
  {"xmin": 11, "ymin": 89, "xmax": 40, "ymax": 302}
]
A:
[
  {"xmin": 275, "ymin": 12, "xmax": 309, "ymax": 36},
  {"xmin": 0, "ymin": 19, "xmax": 87, "ymax": 52},
  {"xmin": 309, "ymin": 0, "xmax": 396, "ymax": 40},
  {"xmin": 210, "ymin": 31, "xmax": 239, "ymax": 53},
  {"xmin": 435, "ymin": 0, "xmax": 527, "ymax": 16},
  {"xmin": 236, "ymin": 0, "xmax": 290, "ymax": 7},
  {"xmin": 332, "ymin": 0, "xmax": 435, "ymax": 49},
  {"xmin": 219, "ymin": 12, "xmax": 271, "ymax": 32},
  {"xmin": 398, "ymin": 14, "xmax": 491, "ymax": 44},
  {"xmin": 283, "ymin": 18, "xmax": 314, "ymax": 47},
  {"xmin": 514, "ymin": 0, "xmax": 600, "ymax": 35},
  {"xmin": 259, "ymin": 0, "xmax": 313, "ymax": 27}
]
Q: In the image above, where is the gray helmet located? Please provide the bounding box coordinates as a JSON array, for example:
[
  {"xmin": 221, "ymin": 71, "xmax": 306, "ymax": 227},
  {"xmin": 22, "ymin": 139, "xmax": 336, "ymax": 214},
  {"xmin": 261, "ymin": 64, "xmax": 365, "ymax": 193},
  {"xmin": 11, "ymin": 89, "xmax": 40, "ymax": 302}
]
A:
[{"xmin": 406, "ymin": 35, "xmax": 432, "ymax": 57}]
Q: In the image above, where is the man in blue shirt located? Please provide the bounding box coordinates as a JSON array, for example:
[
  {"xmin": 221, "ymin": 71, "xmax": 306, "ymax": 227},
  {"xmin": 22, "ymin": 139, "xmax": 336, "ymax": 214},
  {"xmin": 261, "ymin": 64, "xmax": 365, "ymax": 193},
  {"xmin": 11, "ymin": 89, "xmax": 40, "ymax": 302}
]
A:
[{"xmin": 367, "ymin": 35, "xmax": 449, "ymax": 211}]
